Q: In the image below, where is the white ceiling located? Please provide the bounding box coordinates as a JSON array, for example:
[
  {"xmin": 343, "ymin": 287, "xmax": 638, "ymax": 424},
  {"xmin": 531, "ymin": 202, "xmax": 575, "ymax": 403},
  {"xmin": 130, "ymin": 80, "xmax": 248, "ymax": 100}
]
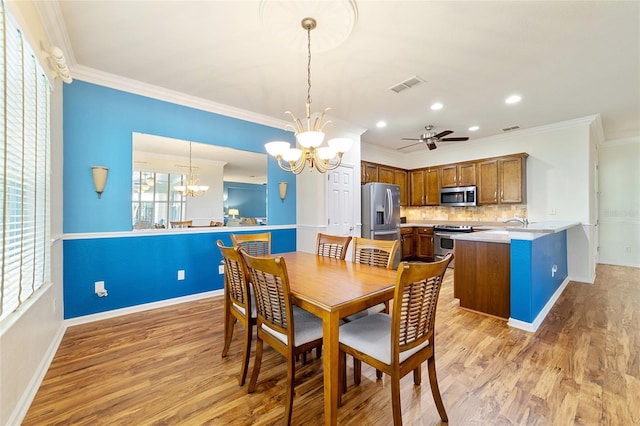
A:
[{"xmin": 37, "ymin": 1, "xmax": 640, "ymax": 153}]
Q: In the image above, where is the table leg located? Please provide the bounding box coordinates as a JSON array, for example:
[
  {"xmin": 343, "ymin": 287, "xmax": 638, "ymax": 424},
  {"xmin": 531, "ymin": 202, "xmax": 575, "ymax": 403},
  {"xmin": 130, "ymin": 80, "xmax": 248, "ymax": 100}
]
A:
[{"xmin": 323, "ymin": 311, "xmax": 341, "ymax": 426}]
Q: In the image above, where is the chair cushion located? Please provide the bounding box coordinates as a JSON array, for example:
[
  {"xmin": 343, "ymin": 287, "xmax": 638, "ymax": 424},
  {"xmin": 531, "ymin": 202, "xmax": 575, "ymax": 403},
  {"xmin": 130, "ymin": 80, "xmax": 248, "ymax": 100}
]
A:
[
  {"xmin": 231, "ymin": 287, "xmax": 257, "ymax": 318},
  {"xmin": 343, "ymin": 302, "xmax": 386, "ymax": 322},
  {"xmin": 261, "ymin": 306, "xmax": 323, "ymax": 346},
  {"xmin": 339, "ymin": 313, "xmax": 430, "ymax": 365}
]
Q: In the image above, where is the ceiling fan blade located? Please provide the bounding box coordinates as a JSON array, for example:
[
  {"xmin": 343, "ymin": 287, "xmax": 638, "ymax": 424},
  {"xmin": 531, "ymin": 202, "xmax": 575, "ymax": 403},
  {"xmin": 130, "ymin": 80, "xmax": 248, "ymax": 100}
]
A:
[
  {"xmin": 440, "ymin": 137, "xmax": 469, "ymax": 141},
  {"xmin": 401, "ymin": 138, "xmax": 421, "ymax": 141},
  {"xmin": 397, "ymin": 141, "xmax": 424, "ymax": 150},
  {"xmin": 434, "ymin": 130, "xmax": 453, "ymax": 139}
]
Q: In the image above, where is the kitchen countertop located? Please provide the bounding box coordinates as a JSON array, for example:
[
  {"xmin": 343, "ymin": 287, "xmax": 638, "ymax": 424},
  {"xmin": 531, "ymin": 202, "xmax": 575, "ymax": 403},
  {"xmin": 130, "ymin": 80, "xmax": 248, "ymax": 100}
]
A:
[{"xmin": 450, "ymin": 221, "xmax": 581, "ymax": 244}]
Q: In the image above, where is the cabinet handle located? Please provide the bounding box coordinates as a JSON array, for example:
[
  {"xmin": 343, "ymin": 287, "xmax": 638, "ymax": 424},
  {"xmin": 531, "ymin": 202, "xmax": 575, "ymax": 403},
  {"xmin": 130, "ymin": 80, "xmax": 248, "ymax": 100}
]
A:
[
  {"xmin": 501, "ymin": 191, "xmax": 504, "ymax": 201},
  {"xmin": 494, "ymin": 191, "xmax": 497, "ymax": 200}
]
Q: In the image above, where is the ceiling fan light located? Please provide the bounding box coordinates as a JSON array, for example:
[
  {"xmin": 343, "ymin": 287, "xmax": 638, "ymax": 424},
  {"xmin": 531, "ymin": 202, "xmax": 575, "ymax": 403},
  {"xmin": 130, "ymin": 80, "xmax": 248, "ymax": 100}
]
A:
[
  {"xmin": 469, "ymin": 125, "xmax": 480, "ymax": 131},
  {"xmin": 430, "ymin": 102, "xmax": 443, "ymax": 110},
  {"xmin": 426, "ymin": 140, "xmax": 438, "ymax": 150}
]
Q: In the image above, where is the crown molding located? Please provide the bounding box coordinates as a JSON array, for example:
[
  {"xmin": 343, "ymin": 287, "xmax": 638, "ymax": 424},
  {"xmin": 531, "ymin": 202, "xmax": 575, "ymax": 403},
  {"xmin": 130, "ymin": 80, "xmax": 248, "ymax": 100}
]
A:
[
  {"xmin": 70, "ymin": 64, "xmax": 292, "ymax": 131},
  {"xmin": 33, "ymin": 0, "xmax": 76, "ymax": 66}
]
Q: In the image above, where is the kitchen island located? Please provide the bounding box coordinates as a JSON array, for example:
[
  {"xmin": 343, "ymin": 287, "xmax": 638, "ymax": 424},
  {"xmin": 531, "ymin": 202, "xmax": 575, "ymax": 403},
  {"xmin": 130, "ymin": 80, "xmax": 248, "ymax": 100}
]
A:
[{"xmin": 452, "ymin": 221, "xmax": 580, "ymax": 331}]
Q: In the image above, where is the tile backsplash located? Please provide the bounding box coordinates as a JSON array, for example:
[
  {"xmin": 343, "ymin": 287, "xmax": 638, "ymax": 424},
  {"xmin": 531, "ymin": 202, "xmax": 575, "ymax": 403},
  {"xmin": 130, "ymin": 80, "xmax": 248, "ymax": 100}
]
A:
[{"xmin": 402, "ymin": 205, "xmax": 527, "ymax": 223}]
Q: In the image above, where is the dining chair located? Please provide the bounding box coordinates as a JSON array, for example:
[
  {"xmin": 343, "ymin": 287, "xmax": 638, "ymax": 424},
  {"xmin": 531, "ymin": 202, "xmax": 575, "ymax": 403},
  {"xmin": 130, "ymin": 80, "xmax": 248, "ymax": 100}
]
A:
[
  {"xmin": 240, "ymin": 250, "xmax": 324, "ymax": 425},
  {"xmin": 231, "ymin": 232, "xmax": 271, "ymax": 256},
  {"xmin": 170, "ymin": 220, "xmax": 192, "ymax": 228},
  {"xmin": 338, "ymin": 253, "xmax": 453, "ymax": 425},
  {"xmin": 316, "ymin": 232, "xmax": 353, "ymax": 260},
  {"xmin": 348, "ymin": 237, "xmax": 400, "ymax": 318},
  {"xmin": 217, "ymin": 240, "xmax": 256, "ymax": 386}
]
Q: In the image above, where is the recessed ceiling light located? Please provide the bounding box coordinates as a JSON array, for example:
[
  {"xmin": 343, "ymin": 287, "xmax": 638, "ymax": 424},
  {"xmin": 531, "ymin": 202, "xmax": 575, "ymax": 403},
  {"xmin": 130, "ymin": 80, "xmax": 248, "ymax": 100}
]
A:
[
  {"xmin": 376, "ymin": 121, "xmax": 387, "ymax": 128},
  {"xmin": 505, "ymin": 95, "xmax": 521, "ymax": 104},
  {"xmin": 430, "ymin": 102, "xmax": 443, "ymax": 110},
  {"xmin": 468, "ymin": 126, "xmax": 480, "ymax": 131}
]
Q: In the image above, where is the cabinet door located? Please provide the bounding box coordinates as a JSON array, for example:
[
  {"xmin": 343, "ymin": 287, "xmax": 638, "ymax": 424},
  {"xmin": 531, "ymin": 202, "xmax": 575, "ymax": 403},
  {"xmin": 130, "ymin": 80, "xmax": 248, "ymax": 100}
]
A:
[
  {"xmin": 459, "ymin": 163, "xmax": 476, "ymax": 186},
  {"xmin": 362, "ymin": 163, "xmax": 378, "ymax": 183},
  {"xmin": 409, "ymin": 170, "xmax": 425, "ymax": 206},
  {"xmin": 394, "ymin": 169, "xmax": 408, "ymax": 206},
  {"xmin": 401, "ymin": 229, "xmax": 414, "ymax": 259},
  {"xmin": 424, "ymin": 168, "xmax": 440, "ymax": 205},
  {"xmin": 477, "ymin": 160, "xmax": 498, "ymax": 204},
  {"xmin": 415, "ymin": 228, "xmax": 434, "ymax": 260},
  {"xmin": 378, "ymin": 166, "xmax": 394, "ymax": 184},
  {"xmin": 440, "ymin": 165, "xmax": 458, "ymax": 188},
  {"xmin": 500, "ymin": 156, "xmax": 525, "ymax": 203}
]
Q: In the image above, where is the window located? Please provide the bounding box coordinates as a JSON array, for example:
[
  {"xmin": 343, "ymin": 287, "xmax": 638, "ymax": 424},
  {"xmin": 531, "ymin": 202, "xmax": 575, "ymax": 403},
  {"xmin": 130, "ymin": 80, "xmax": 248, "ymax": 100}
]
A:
[
  {"xmin": 1, "ymin": 3, "xmax": 52, "ymax": 322},
  {"xmin": 132, "ymin": 170, "xmax": 186, "ymax": 228}
]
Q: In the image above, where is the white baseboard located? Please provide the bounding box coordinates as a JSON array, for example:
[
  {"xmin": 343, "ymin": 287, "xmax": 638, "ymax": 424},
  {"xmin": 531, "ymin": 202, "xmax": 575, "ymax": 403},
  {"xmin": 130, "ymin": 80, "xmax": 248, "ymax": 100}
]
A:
[
  {"xmin": 65, "ymin": 289, "xmax": 224, "ymax": 327},
  {"xmin": 7, "ymin": 323, "xmax": 66, "ymax": 426},
  {"xmin": 507, "ymin": 276, "xmax": 570, "ymax": 332}
]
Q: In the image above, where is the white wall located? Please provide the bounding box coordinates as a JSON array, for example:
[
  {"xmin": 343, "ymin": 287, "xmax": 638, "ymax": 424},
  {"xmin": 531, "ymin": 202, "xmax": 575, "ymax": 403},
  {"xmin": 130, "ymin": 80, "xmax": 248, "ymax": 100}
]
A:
[{"xmin": 597, "ymin": 137, "xmax": 640, "ymax": 267}]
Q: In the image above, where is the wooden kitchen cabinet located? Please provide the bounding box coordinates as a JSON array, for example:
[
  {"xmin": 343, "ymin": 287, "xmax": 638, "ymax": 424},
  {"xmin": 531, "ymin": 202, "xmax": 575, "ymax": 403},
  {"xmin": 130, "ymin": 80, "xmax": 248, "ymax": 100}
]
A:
[
  {"xmin": 441, "ymin": 162, "xmax": 476, "ymax": 188},
  {"xmin": 394, "ymin": 169, "xmax": 408, "ymax": 207},
  {"xmin": 414, "ymin": 227, "xmax": 434, "ymax": 261},
  {"xmin": 361, "ymin": 162, "xmax": 378, "ymax": 184},
  {"xmin": 454, "ymin": 239, "xmax": 510, "ymax": 318},
  {"xmin": 409, "ymin": 167, "xmax": 439, "ymax": 206},
  {"xmin": 378, "ymin": 166, "xmax": 395, "ymax": 184},
  {"xmin": 361, "ymin": 161, "xmax": 408, "ymax": 206},
  {"xmin": 400, "ymin": 227, "xmax": 414, "ymax": 260},
  {"xmin": 477, "ymin": 154, "xmax": 527, "ymax": 204}
]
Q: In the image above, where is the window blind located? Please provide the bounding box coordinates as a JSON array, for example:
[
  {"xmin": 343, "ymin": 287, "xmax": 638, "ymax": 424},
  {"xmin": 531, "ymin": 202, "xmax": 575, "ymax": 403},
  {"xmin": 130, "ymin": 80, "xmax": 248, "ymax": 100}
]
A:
[{"xmin": 1, "ymin": 1, "xmax": 52, "ymax": 322}]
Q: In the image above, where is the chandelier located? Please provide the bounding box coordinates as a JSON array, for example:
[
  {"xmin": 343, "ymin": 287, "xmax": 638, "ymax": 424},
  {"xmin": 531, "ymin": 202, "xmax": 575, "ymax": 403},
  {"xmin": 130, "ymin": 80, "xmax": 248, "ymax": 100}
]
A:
[
  {"xmin": 174, "ymin": 143, "xmax": 209, "ymax": 197},
  {"xmin": 265, "ymin": 17, "xmax": 352, "ymax": 174}
]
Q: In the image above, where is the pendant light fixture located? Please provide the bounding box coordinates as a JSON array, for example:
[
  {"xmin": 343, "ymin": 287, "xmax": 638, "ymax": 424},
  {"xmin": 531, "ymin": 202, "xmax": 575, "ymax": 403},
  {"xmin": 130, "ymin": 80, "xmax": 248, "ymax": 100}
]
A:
[
  {"xmin": 265, "ymin": 17, "xmax": 352, "ymax": 174},
  {"xmin": 174, "ymin": 142, "xmax": 209, "ymax": 197}
]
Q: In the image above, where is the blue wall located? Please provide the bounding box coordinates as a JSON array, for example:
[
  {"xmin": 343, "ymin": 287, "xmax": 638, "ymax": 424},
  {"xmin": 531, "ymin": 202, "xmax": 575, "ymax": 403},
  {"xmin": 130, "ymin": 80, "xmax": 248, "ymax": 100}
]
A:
[
  {"xmin": 63, "ymin": 228, "xmax": 296, "ymax": 319},
  {"xmin": 63, "ymin": 80, "xmax": 296, "ymax": 233},
  {"xmin": 62, "ymin": 80, "xmax": 300, "ymax": 318},
  {"xmin": 510, "ymin": 231, "xmax": 568, "ymax": 323},
  {"xmin": 224, "ymin": 181, "xmax": 267, "ymax": 220}
]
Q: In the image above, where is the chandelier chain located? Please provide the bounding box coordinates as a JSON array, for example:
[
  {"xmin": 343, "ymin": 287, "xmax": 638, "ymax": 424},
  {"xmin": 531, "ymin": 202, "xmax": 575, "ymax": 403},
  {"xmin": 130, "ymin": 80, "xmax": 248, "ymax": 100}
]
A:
[{"xmin": 306, "ymin": 25, "xmax": 312, "ymax": 109}]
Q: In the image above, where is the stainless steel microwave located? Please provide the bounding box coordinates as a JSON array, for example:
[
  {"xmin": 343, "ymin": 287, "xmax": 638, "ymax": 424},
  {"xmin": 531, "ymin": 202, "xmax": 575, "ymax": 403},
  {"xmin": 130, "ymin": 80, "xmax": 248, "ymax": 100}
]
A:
[{"xmin": 439, "ymin": 186, "xmax": 477, "ymax": 207}]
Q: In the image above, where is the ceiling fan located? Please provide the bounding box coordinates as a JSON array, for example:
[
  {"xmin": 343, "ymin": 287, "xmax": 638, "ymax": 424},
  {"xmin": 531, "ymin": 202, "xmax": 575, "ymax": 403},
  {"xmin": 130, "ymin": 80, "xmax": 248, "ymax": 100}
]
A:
[{"xmin": 399, "ymin": 125, "xmax": 469, "ymax": 151}]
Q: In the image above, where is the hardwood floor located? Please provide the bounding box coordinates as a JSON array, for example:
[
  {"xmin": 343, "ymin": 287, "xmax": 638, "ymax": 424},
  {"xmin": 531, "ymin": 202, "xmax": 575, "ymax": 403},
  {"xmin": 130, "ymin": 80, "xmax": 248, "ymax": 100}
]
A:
[{"xmin": 24, "ymin": 264, "xmax": 639, "ymax": 425}]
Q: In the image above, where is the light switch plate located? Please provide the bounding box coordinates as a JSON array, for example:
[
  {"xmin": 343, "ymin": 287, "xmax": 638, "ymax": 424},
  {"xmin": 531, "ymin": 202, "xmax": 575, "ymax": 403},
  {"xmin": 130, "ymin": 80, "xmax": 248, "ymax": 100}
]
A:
[{"xmin": 178, "ymin": 270, "xmax": 185, "ymax": 280}]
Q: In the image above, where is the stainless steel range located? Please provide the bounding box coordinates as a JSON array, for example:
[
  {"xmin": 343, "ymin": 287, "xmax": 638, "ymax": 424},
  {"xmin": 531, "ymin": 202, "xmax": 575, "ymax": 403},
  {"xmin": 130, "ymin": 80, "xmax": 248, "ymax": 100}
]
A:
[{"xmin": 433, "ymin": 225, "xmax": 473, "ymax": 267}]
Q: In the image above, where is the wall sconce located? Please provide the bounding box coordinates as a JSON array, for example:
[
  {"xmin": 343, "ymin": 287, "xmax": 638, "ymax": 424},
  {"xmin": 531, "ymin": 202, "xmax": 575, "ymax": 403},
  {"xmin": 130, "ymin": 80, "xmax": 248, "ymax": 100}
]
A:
[
  {"xmin": 91, "ymin": 166, "xmax": 109, "ymax": 199},
  {"xmin": 279, "ymin": 182, "xmax": 288, "ymax": 202}
]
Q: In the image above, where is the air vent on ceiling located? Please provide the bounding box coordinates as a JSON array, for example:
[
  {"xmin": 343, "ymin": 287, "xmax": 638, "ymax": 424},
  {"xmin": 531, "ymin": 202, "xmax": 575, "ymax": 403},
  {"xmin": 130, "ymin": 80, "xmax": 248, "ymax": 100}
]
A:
[
  {"xmin": 389, "ymin": 75, "xmax": 425, "ymax": 94},
  {"xmin": 502, "ymin": 125, "xmax": 520, "ymax": 132}
]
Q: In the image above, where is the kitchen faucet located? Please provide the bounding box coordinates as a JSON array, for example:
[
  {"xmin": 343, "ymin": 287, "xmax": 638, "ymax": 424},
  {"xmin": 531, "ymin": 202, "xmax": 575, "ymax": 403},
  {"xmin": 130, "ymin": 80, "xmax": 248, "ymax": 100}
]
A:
[{"xmin": 503, "ymin": 215, "xmax": 529, "ymax": 227}]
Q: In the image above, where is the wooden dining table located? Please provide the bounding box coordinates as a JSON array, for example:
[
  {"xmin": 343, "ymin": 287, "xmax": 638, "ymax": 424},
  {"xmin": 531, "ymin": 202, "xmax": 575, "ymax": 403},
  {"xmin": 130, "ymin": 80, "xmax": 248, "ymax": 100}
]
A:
[{"xmin": 277, "ymin": 251, "xmax": 398, "ymax": 426}]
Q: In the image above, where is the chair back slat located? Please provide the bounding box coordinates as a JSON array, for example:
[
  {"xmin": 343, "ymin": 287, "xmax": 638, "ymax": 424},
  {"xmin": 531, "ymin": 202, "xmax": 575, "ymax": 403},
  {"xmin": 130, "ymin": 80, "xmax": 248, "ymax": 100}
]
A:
[
  {"xmin": 231, "ymin": 232, "xmax": 271, "ymax": 256},
  {"xmin": 241, "ymin": 251, "xmax": 292, "ymax": 336},
  {"xmin": 352, "ymin": 237, "xmax": 400, "ymax": 269},
  {"xmin": 217, "ymin": 241, "xmax": 249, "ymax": 308},
  {"xmin": 392, "ymin": 253, "xmax": 452, "ymax": 356},
  {"xmin": 316, "ymin": 233, "xmax": 352, "ymax": 260}
]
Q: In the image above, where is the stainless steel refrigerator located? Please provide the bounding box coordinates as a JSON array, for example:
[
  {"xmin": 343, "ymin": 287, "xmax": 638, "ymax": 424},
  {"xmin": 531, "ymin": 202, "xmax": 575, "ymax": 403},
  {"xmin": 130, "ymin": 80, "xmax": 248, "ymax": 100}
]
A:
[{"xmin": 361, "ymin": 183, "xmax": 401, "ymax": 266}]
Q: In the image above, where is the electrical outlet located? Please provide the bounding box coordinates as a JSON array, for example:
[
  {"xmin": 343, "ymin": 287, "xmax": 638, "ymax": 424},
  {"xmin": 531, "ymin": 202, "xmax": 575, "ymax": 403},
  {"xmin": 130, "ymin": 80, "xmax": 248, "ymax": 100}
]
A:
[
  {"xmin": 626, "ymin": 246, "xmax": 632, "ymax": 253},
  {"xmin": 550, "ymin": 208, "xmax": 556, "ymax": 215},
  {"xmin": 551, "ymin": 265, "xmax": 558, "ymax": 277},
  {"xmin": 178, "ymin": 270, "xmax": 185, "ymax": 280},
  {"xmin": 218, "ymin": 264, "xmax": 224, "ymax": 274}
]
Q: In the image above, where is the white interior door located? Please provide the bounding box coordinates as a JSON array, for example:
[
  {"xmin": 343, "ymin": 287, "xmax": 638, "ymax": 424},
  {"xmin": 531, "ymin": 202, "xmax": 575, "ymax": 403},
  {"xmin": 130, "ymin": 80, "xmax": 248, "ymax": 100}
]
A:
[{"xmin": 327, "ymin": 166, "xmax": 355, "ymax": 237}]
